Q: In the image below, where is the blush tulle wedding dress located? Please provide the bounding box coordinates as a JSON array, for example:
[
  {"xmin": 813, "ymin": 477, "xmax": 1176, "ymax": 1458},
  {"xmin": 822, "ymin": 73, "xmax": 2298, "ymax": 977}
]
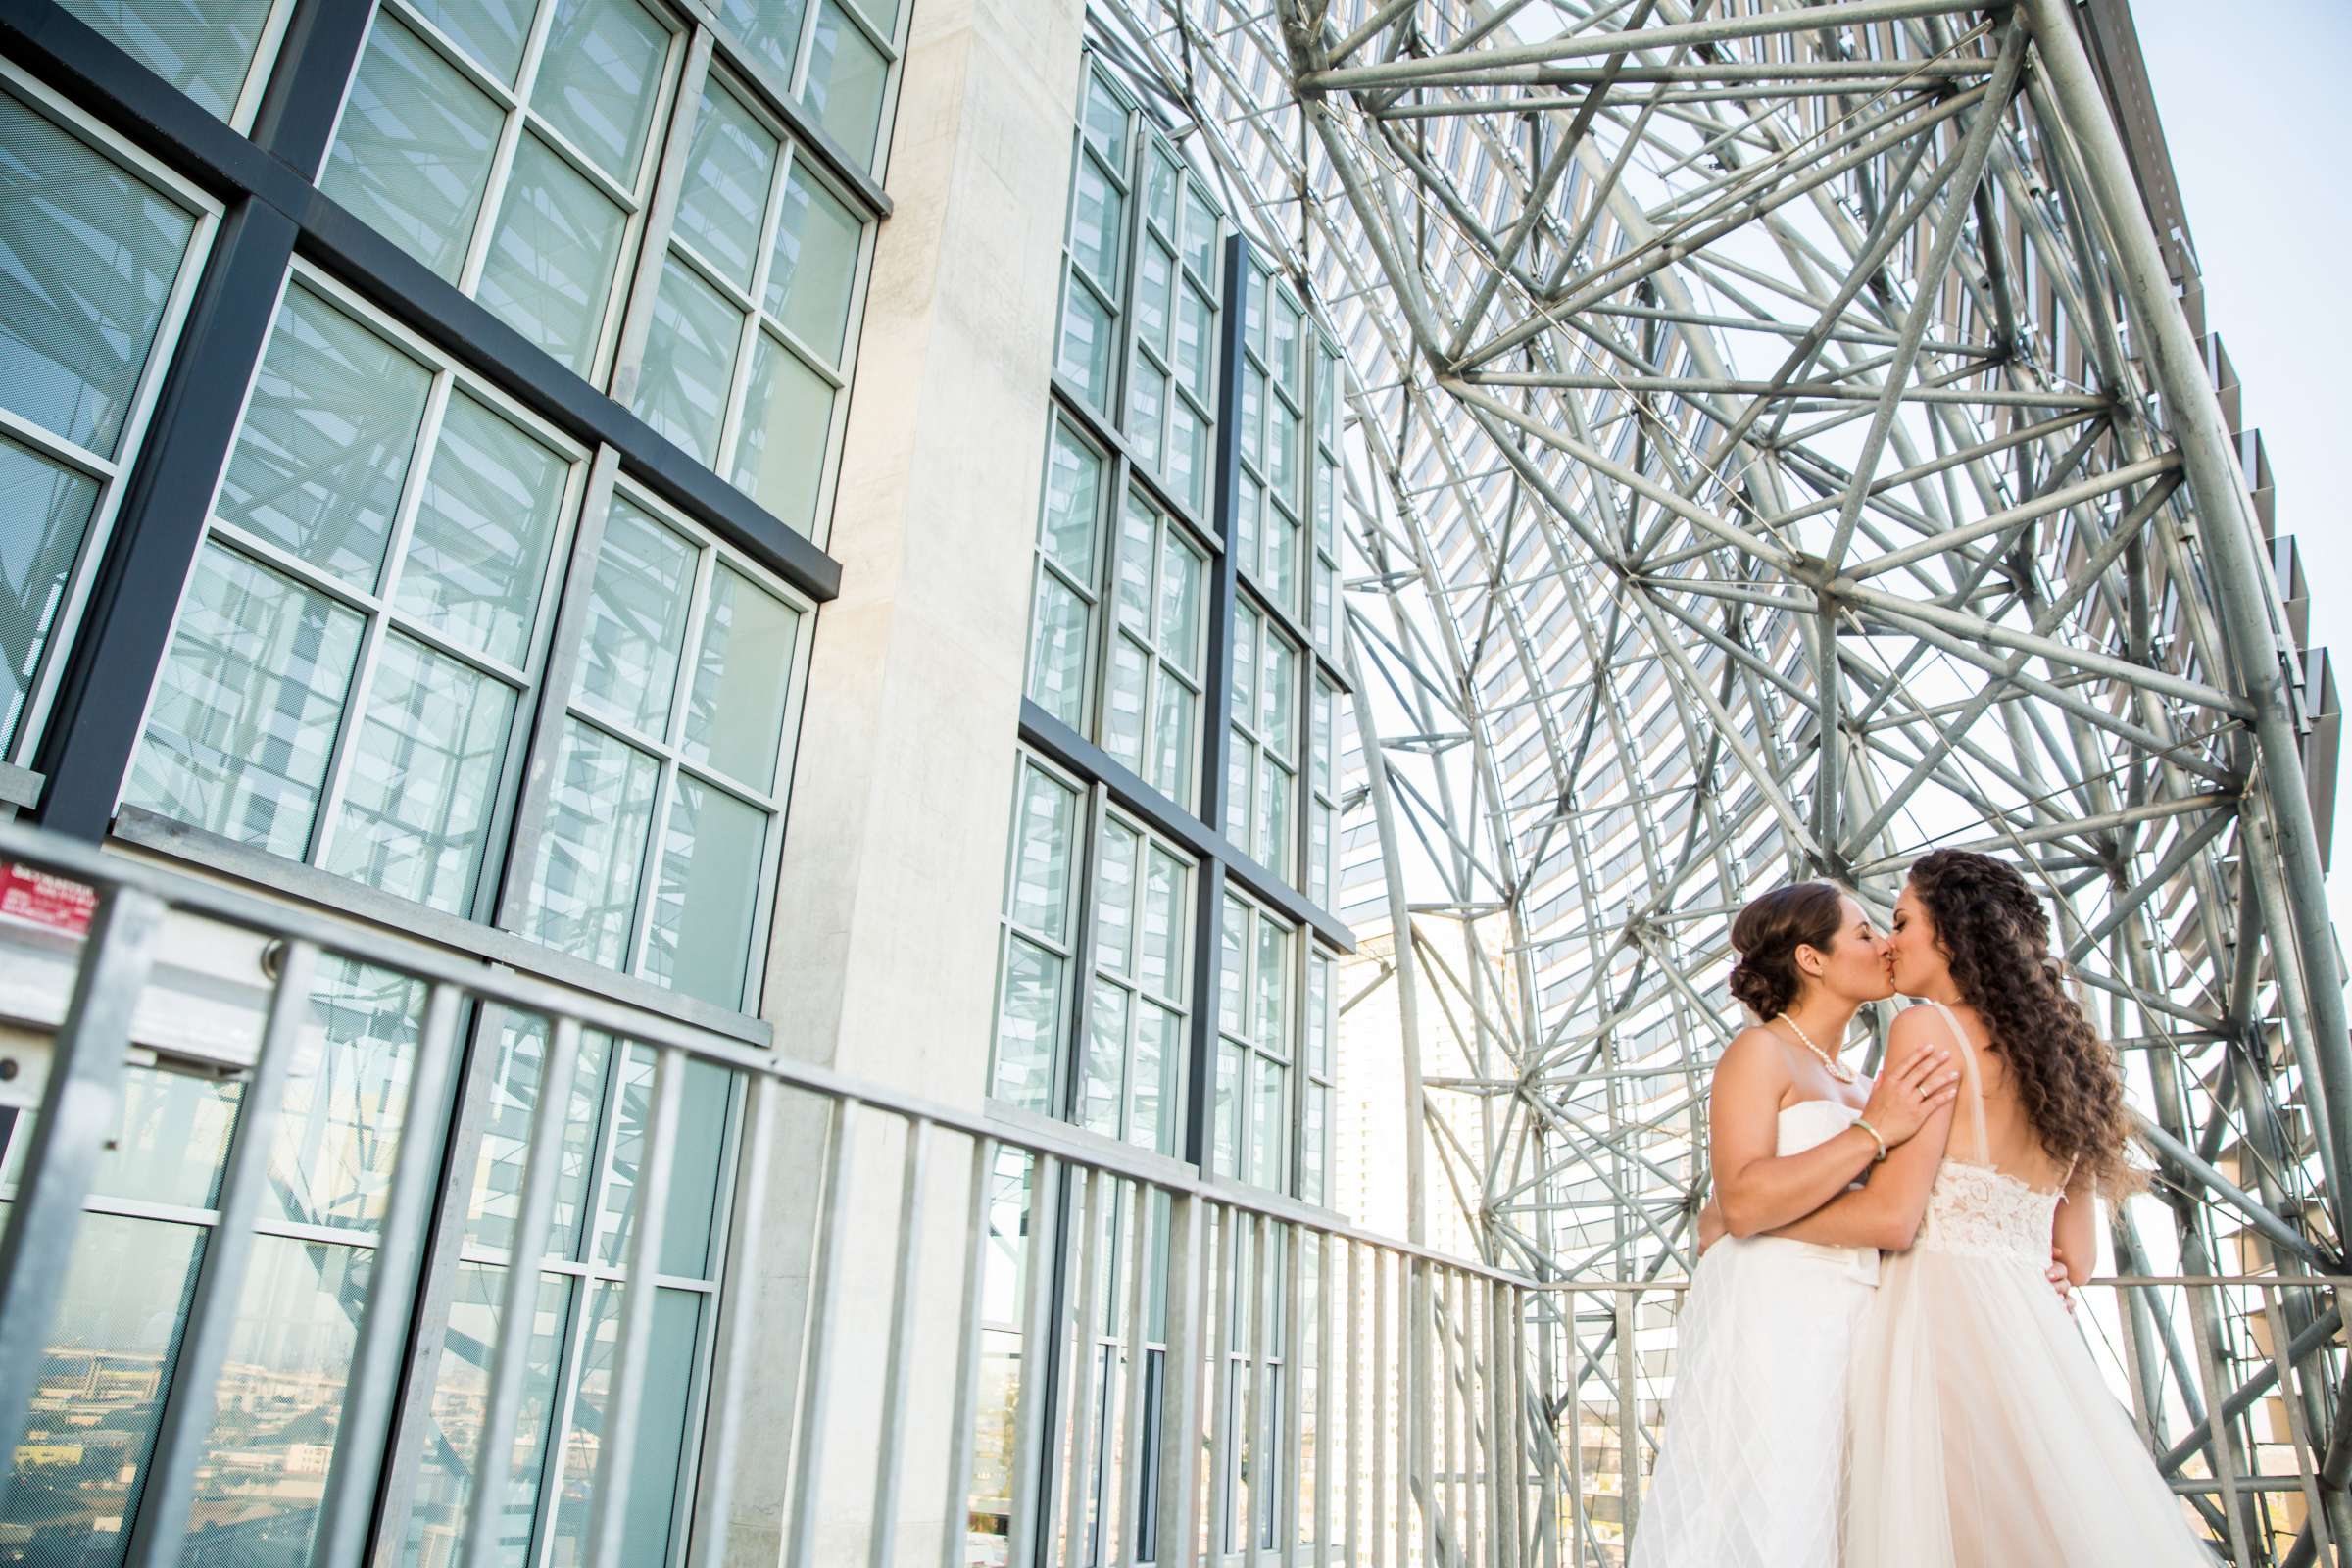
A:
[{"xmin": 1843, "ymin": 1000, "xmax": 2217, "ymax": 1566}]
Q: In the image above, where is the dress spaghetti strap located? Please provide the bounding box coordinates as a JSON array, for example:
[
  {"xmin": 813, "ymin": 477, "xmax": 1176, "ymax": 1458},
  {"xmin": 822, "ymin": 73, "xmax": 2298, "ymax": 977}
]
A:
[{"xmin": 1923, "ymin": 998, "xmax": 1991, "ymax": 1164}]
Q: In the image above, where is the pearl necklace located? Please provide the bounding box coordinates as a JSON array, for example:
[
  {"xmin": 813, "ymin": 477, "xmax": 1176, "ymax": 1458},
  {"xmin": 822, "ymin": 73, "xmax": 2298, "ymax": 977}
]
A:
[{"xmin": 1777, "ymin": 1011, "xmax": 1856, "ymax": 1083}]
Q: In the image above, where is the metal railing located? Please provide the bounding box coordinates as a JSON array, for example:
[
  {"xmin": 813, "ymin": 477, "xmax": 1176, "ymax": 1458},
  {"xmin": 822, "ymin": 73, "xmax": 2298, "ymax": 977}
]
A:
[{"xmin": 0, "ymin": 812, "xmax": 2338, "ymax": 1566}]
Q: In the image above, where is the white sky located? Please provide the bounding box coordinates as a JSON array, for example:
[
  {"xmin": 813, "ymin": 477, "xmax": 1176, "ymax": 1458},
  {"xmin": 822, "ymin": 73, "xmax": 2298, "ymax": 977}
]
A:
[{"xmin": 2131, "ymin": 1, "xmax": 2352, "ymax": 945}]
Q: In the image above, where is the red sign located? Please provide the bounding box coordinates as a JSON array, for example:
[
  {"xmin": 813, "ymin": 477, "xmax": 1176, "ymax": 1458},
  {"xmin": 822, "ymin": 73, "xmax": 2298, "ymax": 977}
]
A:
[{"xmin": 0, "ymin": 862, "xmax": 97, "ymax": 936}]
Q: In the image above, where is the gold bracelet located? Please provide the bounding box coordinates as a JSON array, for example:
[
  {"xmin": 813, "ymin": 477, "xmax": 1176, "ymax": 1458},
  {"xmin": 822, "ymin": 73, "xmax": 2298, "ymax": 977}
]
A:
[{"xmin": 1851, "ymin": 1116, "xmax": 1889, "ymax": 1163}]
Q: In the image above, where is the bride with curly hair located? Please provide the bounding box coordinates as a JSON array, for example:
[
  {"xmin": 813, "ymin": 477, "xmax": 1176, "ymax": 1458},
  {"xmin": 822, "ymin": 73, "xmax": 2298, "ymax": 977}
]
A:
[{"xmin": 1754, "ymin": 850, "xmax": 2214, "ymax": 1564}]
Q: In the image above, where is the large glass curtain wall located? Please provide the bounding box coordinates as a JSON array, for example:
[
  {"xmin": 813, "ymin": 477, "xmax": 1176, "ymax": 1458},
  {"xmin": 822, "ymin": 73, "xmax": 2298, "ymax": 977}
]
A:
[
  {"xmin": 0, "ymin": 0, "xmax": 909, "ymax": 1563},
  {"xmin": 972, "ymin": 46, "xmax": 1356, "ymax": 1568}
]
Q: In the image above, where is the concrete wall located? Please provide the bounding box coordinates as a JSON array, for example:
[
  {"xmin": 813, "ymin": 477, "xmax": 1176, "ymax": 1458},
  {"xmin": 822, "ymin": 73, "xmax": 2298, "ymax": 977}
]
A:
[{"xmin": 712, "ymin": 0, "xmax": 1085, "ymax": 1559}]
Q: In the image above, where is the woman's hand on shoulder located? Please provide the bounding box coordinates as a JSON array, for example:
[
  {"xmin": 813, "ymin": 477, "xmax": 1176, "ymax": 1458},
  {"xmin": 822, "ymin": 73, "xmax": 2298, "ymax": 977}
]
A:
[{"xmin": 1857, "ymin": 1012, "xmax": 1960, "ymax": 1148}]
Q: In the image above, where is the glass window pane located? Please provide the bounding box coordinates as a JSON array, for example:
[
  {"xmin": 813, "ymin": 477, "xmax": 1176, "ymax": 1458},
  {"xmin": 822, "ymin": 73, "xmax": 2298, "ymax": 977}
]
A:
[
  {"xmin": 1173, "ymin": 286, "xmax": 1213, "ymax": 404},
  {"xmin": 1127, "ymin": 358, "xmax": 1165, "ymax": 464},
  {"xmin": 1056, "ymin": 277, "xmax": 1113, "ymax": 411},
  {"xmin": 323, "ymin": 634, "xmax": 518, "ymax": 912},
  {"xmin": 399, "ymin": 1262, "xmax": 569, "ymax": 1567},
  {"xmin": 1080, "ymin": 69, "xmax": 1128, "ymax": 167},
  {"xmin": 58, "ymin": 0, "xmax": 274, "ymax": 120},
  {"xmin": 409, "ymin": 0, "xmax": 537, "ymax": 86},
  {"xmin": 1041, "ymin": 421, "xmax": 1102, "ymax": 579},
  {"xmin": 1150, "ymin": 666, "xmax": 1192, "ymax": 806},
  {"xmin": 1134, "ymin": 1000, "xmax": 1178, "ymax": 1154},
  {"xmin": 645, "ymin": 774, "xmax": 766, "ymax": 1006},
  {"xmin": 1103, "ymin": 635, "xmax": 1147, "ymax": 774},
  {"xmin": 1183, "ymin": 184, "xmax": 1217, "ymax": 279},
  {"xmin": 802, "ymin": 1, "xmax": 887, "ymax": 168},
  {"xmin": 1139, "ymin": 847, "xmax": 1184, "ymax": 997},
  {"xmin": 633, "ymin": 257, "xmax": 744, "ymax": 464},
  {"xmin": 518, "ymin": 718, "xmax": 660, "ymax": 967},
  {"xmin": 683, "ymin": 563, "xmax": 800, "ymax": 791},
  {"xmin": 180, "ymin": 1236, "xmax": 371, "ymax": 1557},
  {"xmin": 574, "ymin": 496, "xmax": 695, "ymax": 737},
  {"xmin": 0, "ymin": 435, "xmax": 100, "ymax": 753},
  {"xmin": 0, "ymin": 91, "xmax": 195, "ymax": 460},
  {"xmin": 1081, "ymin": 981, "xmax": 1126, "ymax": 1139},
  {"xmin": 1008, "ymin": 762, "xmax": 1077, "ymax": 940},
  {"xmin": 395, "ymin": 390, "xmax": 568, "ymax": 665},
  {"xmin": 534, "ymin": 0, "xmax": 670, "ymax": 185},
  {"xmin": 126, "ymin": 545, "xmax": 365, "ymax": 859},
  {"xmin": 1160, "ymin": 529, "xmax": 1202, "ymax": 671},
  {"xmin": 1251, "ymin": 1059, "xmax": 1285, "ymax": 1187},
  {"xmin": 467, "ymin": 1016, "xmax": 611, "ymax": 1261},
  {"xmin": 0, "ymin": 1062, "xmax": 241, "ymax": 1205},
  {"xmin": 674, "ymin": 81, "xmax": 776, "ymax": 293},
  {"xmin": 0, "ymin": 1213, "xmax": 201, "ymax": 1544},
  {"xmin": 1135, "ymin": 239, "xmax": 1172, "ymax": 355},
  {"xmin": 217, "ymin": 286, "xmax": 431, "ymax": 593},
  {"xmin": 1218, "ymin": 897, "xmax": 1244, "ymax": 1032},
  {"xmin": 1025, "ymin": 574, "xmax": 1087, "ymax": 731},
  {"xmin": 1254, "ymin": 915, "xmax": 1287, "ymax": 1049},
  {"xmin": 728, "ymin": 330, "xmax": 832, "ymax": 531},
  {"xmin": 549, "ymin": 1285, "xmax": 702, "ymax": 1564},
  {"xmin": 476, "ymin": 133, "xmax": 629, "ymax": 376},
  {"xmin": 1213, "ymin": 1040, "xmax": 1241, "ymax": 1176},
  {"xmin": 322, "ymin": 15, "xmax": 505, "ymax": 282},
  {"xmin": 1070, "ymin": 152, "xmax": 1123, "ymax": 290},
  {"xmin": 718, "ymin": 0, "xmax": 810, "ymax": 92},
  {"xmin": 594, "ymin": 1047, "xmax": 732, "ymax": 1276},
  {"xmin": 1094, "ymin": 816, "xmax": 1136, "ymax": 975},
  {"xmin": 264, "ymin": 957, "xmax": 426, "ymax": 1233},
  {"xmin": 1114, "ymin": 496, "xmax": 1152, "ymax": 629},
  {"xmin": 993, "ymin": 933, "xmax": 1064, "ymax": 1112},
  {"xmin": 765, "ymin": 163, "xmax": 860, "ymax": 364}
]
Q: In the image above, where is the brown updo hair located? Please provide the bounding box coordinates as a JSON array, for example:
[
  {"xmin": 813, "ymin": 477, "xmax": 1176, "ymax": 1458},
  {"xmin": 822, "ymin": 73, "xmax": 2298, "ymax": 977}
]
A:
[
  {"xmin": 1906, "ymin": 850, "xmax": 2135, "ymax": 1193},
  {"xmin": 1728, "ymin": 883, "xmax": 1846, "ymax": 1019}
]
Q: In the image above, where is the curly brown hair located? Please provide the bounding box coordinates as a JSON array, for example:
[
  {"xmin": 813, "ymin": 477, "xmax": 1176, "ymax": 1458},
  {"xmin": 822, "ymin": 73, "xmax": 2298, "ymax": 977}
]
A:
[
  {"xmin": 1906, "ymin": 850, "xmax": 2135, "ymax": 1193},
  {"xmin": 1727, "ymin": 883, "xmax": 1845, "ymax": 1019}
]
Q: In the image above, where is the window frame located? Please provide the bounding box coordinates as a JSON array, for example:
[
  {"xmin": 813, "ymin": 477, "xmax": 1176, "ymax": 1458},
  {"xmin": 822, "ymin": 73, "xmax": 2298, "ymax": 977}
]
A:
[
  {"xmin": 318, "ymin": 0, "xmax": 692, "ymax": 385},
  {"xmin": 613, "ymin": 49, "xmax": 879, "ymax": 547},
  {"xmin": 496, "ymin": 462, "xmax": 818, "ymax": 1015},
  {"xmin": 0, "ymin": 61, "xmax": 224, "ymax": 805},
  {"xmin": 118, "ymin": 257, "xmax": 593, "ymax": 920}
]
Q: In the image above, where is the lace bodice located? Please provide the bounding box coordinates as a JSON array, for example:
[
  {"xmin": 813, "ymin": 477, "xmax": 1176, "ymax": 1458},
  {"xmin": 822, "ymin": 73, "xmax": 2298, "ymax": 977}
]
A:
[{"xmin": 1913, "ymin": 1159, "xmax": 2061, "ymax": 1264}]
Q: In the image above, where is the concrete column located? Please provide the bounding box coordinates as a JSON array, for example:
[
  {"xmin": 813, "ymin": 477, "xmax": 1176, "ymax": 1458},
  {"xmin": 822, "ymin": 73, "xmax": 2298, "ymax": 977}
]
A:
[{"xmin": 709, "ymin": 0, "xmax": 1086, "ymax": 1563}]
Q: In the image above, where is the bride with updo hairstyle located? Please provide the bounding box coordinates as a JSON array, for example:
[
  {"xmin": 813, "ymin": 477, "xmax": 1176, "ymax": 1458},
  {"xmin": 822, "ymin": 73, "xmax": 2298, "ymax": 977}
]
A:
[{"xmin": 1631, "ymin": 882, "xmax": 1963, "ymax": 1567}]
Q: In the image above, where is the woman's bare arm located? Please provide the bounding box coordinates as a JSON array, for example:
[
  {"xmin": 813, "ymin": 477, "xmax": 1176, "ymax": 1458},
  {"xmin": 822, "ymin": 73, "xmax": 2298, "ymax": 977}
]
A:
[
  {"xmin": 1752, "ymin": 1008, "xmax": 1961, "ymax": 1250},
  {"xmin": 1709, "ymin": 1026, "xmax": 1955, "ymax": 1239},
  {"xmin": 2052, "ymin": 1164, "xmax": 2098, "ymax": 1286}
]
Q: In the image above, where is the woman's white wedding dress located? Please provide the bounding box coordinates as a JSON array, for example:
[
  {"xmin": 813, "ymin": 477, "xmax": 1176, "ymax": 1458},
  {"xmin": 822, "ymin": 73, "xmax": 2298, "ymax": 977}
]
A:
[
  {"xmin": 1631, "ymin": 1099, "xmax": 1880, "ymax": 1567},
  {"xmin": 1845, "ymin": 1000, "xmax": 2216, "ymax": 1565}
]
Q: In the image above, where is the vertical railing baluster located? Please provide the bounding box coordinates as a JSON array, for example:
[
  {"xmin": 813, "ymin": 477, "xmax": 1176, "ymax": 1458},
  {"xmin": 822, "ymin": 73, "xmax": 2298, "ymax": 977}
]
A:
[
  {"xmin": 1437, "ymin": 1267, "xmax": 1458, "ymax": 1564},
  {"xmin": 692, "ymin": 1072, "xmax": 781, "ymax": 1568},
  {"xmin": 314, "ymin": 975, "xmax": 465, "ymax": 1566},
  {"xmin": 938, "ymin": 1135, "xmax": 998, "ymax": 1568},
  {"xmin": 587, "ymin": 1044, "xmax": 685, "ymax": 1568},
  {"xmin": 1059, "ymin": 1165, "xmax": 1106, "ymax": 1563},
  {"xmin": 1114, "ymin": 1180, "xmax": 1153, "ymax": 1567},
  {"xmin": 785, "ymin": 1098, "xmax": 862, "ymax": 1568},
  {"xmin": 1312, "ymin": 1227, "xmax": 1332, "ymax": 1567},
  {"xmin": 1153, "ymin": 1192, "xmax": 1205, "ymax": 1568},
  {"xmin": 1344, "ymin": 1238, "xmax": 1361, "ymax": 1568},
  {"xmin": 1402, "ymin": 1255, "xmax": 1419, "ymax": 1568},
  {"xmin": 466, "ymin": 1016, "xmax": 583, "ymax": 1552},
  {"xmin": 1205, "ymin": 1206, "xmax": 1239, "ymax": 1557},
  {"xmin": 125, "ymin": 935, "xmax": 313, "ymax": 1566},
  {"xmin": 870, "ymin": 1116, "xmax": 933, "ymax": 1568},
  {"xmin": 1004, "ymin": 1151, "xmax": 1062, "ymax": 1568},
  {"xmin": 0, "ymin": 886, "xmax": 165, "ymax": 1496},
  {"xmin": 1616, "ymin": 1288, "xmax": 1642, "ymax": 1548},
  {"xmin": 1370, "ymin": 1244, "xmax": 1388, "ymax": 1568},
  {"xmin": 1279, "ymin": 1222, "xmax": 1306, "ymax": 1556}
]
